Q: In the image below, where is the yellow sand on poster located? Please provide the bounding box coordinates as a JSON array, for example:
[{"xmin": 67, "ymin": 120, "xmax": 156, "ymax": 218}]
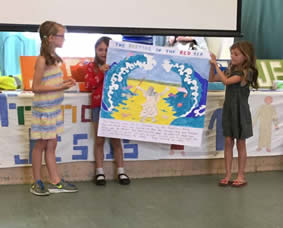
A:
[{"xmin": 112, "ymin": 80, "xmax": 178, "ymax": 125}]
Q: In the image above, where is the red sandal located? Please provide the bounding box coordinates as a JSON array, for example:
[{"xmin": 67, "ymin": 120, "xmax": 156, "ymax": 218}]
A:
[
  {"xmin": 231, "ymin": 180, "xmax": 247, "ymax": 187},
  {"xmin": 218, "ymin": 178, "xmax": 233, "ymax": 186}
]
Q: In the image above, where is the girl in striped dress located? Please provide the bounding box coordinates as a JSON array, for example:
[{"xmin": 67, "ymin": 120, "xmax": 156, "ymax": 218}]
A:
[{"xmin": 30, "ymin": 21, "xmax": 77, "ymax": 196}]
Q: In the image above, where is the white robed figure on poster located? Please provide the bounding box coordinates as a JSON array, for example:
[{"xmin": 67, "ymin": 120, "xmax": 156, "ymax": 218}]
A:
[{"xmin": 136, "ymin": 86, "xmax": 169, "ymax": 122}]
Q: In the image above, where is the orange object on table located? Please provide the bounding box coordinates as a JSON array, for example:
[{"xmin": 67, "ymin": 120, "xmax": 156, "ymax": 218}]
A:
[{"xmin": 20, "ymin": 56, "xmax": 68, "ymax": 91}]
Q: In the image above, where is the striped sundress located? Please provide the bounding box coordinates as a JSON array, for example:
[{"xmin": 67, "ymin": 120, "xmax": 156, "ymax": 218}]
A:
[{"xmin": 31, "ymin": 66, "xmax": 64, "ymax": 140}]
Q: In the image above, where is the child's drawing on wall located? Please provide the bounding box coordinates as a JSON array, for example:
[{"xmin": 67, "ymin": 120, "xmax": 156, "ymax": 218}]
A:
[
  {"xmin": 136, "ymin": 86, "xmax": 169, "ymax": 122},
  {"xmin": 207, "ymin": 99, "xmax": 225, "ymax": 153},
  {"xmin": 253, "ymin": 96, "xmax": 279, "ymax": 152}
]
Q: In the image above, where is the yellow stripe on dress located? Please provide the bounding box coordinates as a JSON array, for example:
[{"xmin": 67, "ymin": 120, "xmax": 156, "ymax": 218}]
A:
[
  {"xmin": 31, "ymin": 66, "xmax": 65, "ymax": 140},
  {"xmin": 33, "ymin": 67, "xmax": 64, "ymax": 108}
]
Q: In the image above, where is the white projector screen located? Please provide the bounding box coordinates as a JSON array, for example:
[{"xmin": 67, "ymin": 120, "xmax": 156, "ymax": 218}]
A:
[{"xmin": 0, "ymin": 0, "xmax": 241, "ymax": 36}]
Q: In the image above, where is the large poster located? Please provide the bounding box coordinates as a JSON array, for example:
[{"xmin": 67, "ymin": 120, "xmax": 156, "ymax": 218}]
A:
[{"xmin": 98, "ymin": 41, "xmax": 211, "ymax": 146}]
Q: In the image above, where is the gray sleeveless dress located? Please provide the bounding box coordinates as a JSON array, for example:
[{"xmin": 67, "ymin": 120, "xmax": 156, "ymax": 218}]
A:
[{"xmin": 222, "ymin": 70, "xmax": 253, "ymax": 139}]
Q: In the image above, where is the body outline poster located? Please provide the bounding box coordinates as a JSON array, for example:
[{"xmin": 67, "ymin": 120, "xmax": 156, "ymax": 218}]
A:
[{"xmin": 98, "ymin": 40, "xmax": 210, "ymax": 147}]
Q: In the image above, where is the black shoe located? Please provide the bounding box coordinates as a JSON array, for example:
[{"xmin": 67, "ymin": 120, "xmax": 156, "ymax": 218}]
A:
[
  {"xmin": 118, "ymin": 173, "xmax": 131, "ymax": 185},
  {"xmin": 95, "ymin": 174, "xmax": 106, "ymax": 186}
]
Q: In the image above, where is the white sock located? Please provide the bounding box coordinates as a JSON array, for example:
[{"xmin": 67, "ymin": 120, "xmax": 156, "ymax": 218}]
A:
[
  {"xmin": 117, "ymin": 167, "xmax": 127, "ymax": 179},
  {"xmin": 96, "ymin": 168, "xmax": 105, "ymax": 180}
]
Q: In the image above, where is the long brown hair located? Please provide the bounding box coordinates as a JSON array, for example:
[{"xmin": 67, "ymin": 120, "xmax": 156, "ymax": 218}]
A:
[
  {"xmin": 230, "ymin": 41, "xmax": 259, "ymax": 89},
  {"xmin": 39, "ymin": 21, "xmax": 64, "ymax": 66},
  {"xmin": 94, "ymin": 36, "xmax": 111, "ymax": 65}
]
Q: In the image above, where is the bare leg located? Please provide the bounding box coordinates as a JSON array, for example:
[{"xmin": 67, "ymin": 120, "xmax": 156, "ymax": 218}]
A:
[
  {"xmin": 94, "ymin": 122, "xmax": 105, "ymax": 169},
  {"xmin": 45, "ymin": 138, "xmax": 61, "ymax": 184},
  {"xmin": 111, "ymin": 138, "xmax": 130, "ymax": 184},
  {"xmin": 223, "ymin": 136, "xmax": 234, "ymax": 180},
  {"xmin": 110, "ymin": 138, "xmax": 124, "ymax": 168},
  {"xmin": 32, "ymin": 139, "xmax": 47, "ymax": 181},
  {"xmin": 236, "ymin": 139, "xmax": 247, "ymax": 182}
]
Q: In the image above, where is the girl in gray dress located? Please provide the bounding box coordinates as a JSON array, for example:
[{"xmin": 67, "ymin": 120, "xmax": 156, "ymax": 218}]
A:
[{"xmin": 209, "ymin": 41, "xmax": 258, "ymax": 187}]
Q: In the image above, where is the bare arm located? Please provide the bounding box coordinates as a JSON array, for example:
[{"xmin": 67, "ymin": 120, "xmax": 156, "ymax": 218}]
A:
[
  {"xmin": 210, "ymin": 53, "xmax": 241, "ymax": 85},
  {"xmin": 209, "ymin": 64, "xmax": 218, "ymax": 82},
  {"xmin": 99, "ymin": 64, "xmax": 110, "ymax": 73},
  {"xmin": 209, "ymin": 53, "xmax": 221, "ymax": 82},
  {"xmin": 32, "ymin": 56, "xmax": 75, "ymax": 93},
  {"xmin": 176, "ymin": 36, "xmax": 194, "ymax": 42}
]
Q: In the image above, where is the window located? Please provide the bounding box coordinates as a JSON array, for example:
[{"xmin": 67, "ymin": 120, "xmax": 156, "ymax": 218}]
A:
[{"xmin": 0, "ymin": 32, "xmax": 122, "ymax": 76}]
